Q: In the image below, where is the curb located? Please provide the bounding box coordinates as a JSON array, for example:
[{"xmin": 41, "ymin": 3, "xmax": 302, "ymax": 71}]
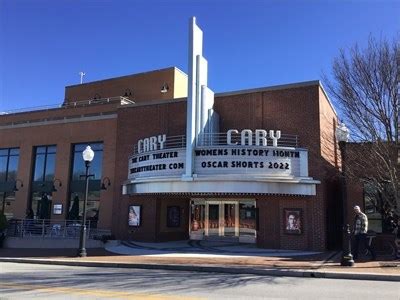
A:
[{"xmin": 1, "ymin": 258, "xmax": 399, "ymax": 282}]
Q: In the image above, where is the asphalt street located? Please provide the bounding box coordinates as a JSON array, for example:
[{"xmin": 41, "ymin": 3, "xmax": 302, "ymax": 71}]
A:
[{"xmin": 0, "ymin": 262, "xmax": 399, "ymax": 299}]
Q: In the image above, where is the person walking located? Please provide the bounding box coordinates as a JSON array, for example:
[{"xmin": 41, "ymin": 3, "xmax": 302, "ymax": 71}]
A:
[{"xmin": 352, "ymin": 205, "xmax": 376, "ymax": 260}]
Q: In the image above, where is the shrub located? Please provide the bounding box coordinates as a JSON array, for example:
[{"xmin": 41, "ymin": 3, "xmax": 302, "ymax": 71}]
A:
[{"xmin": 0, "ymin": 213, "xmax": 7, "ymax": 232}]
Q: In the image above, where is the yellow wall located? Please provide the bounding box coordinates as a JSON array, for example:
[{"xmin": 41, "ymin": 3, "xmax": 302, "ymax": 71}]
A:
[{"xmin": 173, "ymin": 68, "xmax": 188, "ymax": 99}]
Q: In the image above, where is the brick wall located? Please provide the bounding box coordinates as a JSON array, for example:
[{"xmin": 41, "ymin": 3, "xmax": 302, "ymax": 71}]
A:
[
  {"xmin": 112, "ymin": 82, "xmax": 337, "ymax": 250},
  {"xmin": 0, "ymin": 104, "xmax": 117, "ymax": 230},
  {"xmin": 64, "ymin": 67, "xmax": 186, "ymax": 104},
  {"xmin": 1, "ymin": 79, "xmax": 343, "ymax": 251}
]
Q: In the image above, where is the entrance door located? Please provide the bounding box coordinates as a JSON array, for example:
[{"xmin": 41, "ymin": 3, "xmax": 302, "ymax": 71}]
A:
[
  {"xmin": 205, "ymin": 200, "xmax": 239, "ymax": 240},
  {"xmin": 223, "ymin": 203, "xmax": 237, "ymax": 237},
  {"xmin": 207, "ymin": 203, "xmax": 220, "ymax": 237},
  {"xmin": 190, "ymin": 199, "xmax": 256, "ymax": 243}
]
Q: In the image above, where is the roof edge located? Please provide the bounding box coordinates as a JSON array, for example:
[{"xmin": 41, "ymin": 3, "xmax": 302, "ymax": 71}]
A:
[
  {"xmin": 318, "ymin": 80, "xmax": 338, "ymax": 118},
  {"xmin": 215, "ymin": 80, "xmax": 321, "ymax": 97},
  {"xmin": 118, "ymin": 97, "xmax": 187, "ymax": 109},
  {"xmin": 65, "ymin": 67, "xmax": 178, "ymax": 89},
  {"xmin": 173, "ymin": 67, "xmax": 188, "ymax": 78}
]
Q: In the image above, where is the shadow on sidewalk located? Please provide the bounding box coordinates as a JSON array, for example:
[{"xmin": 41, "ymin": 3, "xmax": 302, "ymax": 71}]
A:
[{"xmin": 0, "ymin": 248, "xmax": 120, "ymax": 258}]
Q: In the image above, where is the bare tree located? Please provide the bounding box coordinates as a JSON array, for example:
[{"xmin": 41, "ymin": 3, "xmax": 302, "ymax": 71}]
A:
[{"xmin": 324, "ymin": 36, "xmax": 399, "ymax": 225}]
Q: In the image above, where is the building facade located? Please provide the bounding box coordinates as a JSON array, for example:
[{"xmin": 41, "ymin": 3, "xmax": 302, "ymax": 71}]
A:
[{"xmin": 0, "ymin": 18, "xmax": 345, "ymax": 251}]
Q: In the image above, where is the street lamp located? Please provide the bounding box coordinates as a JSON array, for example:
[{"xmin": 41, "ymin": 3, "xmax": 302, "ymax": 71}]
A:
[
  {"xmin": 78, "ymin": 145, "xmax": 95, "ymax": 257},
  {"xmin": 336, "ymin": 122, "xmax": 354, "ymax": 267}
]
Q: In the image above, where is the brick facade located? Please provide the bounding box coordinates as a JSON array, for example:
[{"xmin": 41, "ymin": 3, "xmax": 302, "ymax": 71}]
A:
[{"xmin": 0, "ymin": 70, "xmax": 343, "ymax": 251}]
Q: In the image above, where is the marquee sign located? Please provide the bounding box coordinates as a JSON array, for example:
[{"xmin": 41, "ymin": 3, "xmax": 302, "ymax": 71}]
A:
[
  {"xmin": 137, "ymin": 134, "xmax": 166, "ymax": 154},
  {"xmin": 227, "ymin": 129, "xmax": 281, "ymax": 147},
  {"xmin": 193, "ymin": 147, "xmax": 303, "ymax": 176},
  {"xmin": 128, "ymin": 130, "xmax": 307, "ymax": 180},
  {"xmin": 129, "ymin": 149, "xmax": 185, "ymax": 179}
]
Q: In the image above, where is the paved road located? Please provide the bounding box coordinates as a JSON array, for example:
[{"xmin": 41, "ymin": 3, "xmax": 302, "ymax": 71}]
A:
[{"xmin": 0, "ymin": 262, "xmax": 399, "ymax": 299}]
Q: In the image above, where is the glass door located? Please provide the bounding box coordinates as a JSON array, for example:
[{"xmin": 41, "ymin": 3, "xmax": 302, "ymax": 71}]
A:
[
  {"xmin": 205, "ymin": 200, "xmax": 238, "ymax": 239},
  {"xmin": 190, "ymin": 201, "xmax": 205, "ymax": 240},
  {"xmin": 190, "ymin": 199, "xmax": 252, "ymax": 242},
  {"xmin": 239, "ymin": 200, "xmax": 256, "ymax": 243},
  {"xmin": 224, "ymin": 203, "xmax": 238, "ymax": 237},
  {"xmin": 207, "ymin": 203, "xmax": 220, "ymax": 237}
]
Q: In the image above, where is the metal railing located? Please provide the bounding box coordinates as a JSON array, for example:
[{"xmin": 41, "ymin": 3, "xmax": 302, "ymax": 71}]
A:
[
  {"xmin": 131, "ymin": 132, "xmax": 299, "ymax": 155},
  {"xmin": 6, "ymin": 219, "xmax": 110, "ymax": 239},
  {"xmin": 0, "ymin": 96, "xmax": 134, "ymax": 116},
  {"xmin": 197, "ymin": 132, "xmax": 299, "ymax": 148}
]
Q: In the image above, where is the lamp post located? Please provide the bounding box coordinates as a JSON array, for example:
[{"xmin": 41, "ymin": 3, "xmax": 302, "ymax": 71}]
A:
[
  {"xmin": 78, "ymin": 145, "xmax": 95, "ymax": 257},
  {"xmin": 336, "ymin": 122, "xmax": 354, "ymax": 267}
]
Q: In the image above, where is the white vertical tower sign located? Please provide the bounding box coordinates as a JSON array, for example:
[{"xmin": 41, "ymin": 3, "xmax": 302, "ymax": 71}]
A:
[{"xmin": 184, "ymin": 17, "xmax": 215, "ymax": 180}]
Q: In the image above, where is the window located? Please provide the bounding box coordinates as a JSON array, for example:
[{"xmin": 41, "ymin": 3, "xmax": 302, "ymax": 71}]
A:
[
  {"xmin": 239, "ymin": 200, "xmax": 256, "ymax": 237},
  {"xmin": 0, "ymin": 148, "xmax": 20, "ymax": 182},
  {"xmin": 33, "ymin": 146, "xmax": 56, "ymax": 182},
  {"xmin": 71, "ymin": 143, "xmax": 103, "ymax": 180},
  {"xmin": 31, "ymin": 192, "xmax": 52, "ymax": 220},
  {"xmin": 67, "ymin": 191, "xmax": 100, "ymax": 225},
  {"xmin": 364, "ymin": 183, "xmax": 383, "ymax": 233},
  {"xmin": 363, "ymin": 181, "xmax": 395, "ymax": 233},
  {"xmin": 30, "ymin": 145, "xmax": 56, "ymax": 219},
  {"xmin": 68, "ymin": 142, "xmax": 103, "ymax": 223},
  {"xmin": 0, "ymin": 148, "xmax": 20, "ymax": 218}
]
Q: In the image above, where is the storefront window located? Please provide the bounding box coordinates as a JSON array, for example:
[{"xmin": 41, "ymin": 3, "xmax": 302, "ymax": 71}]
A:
[
  {"xmin": 0, "ymin": 148, "xmax": 20, "ymax": 218},
  {"xmin": 363, "ymin": 182, "xmax": 395, "ymax": 233},
  {"xmin": 239, "ymin": 200, "xmax": 256, "ymax": 236},
  {"xmin": 0, "ymin": 192, "xmax": 16, "ymax": 218},
  {"xmin": 67, "ymin": 191, "xmax": 100, "ymax": 225},
  {"xmin": 190, "ymin": 202, "xmax": 205, "ymax": 235},
  {"xmin": 31, "ymin": 192, "xmax": 52, "ymax": 220},
  {"xmin": 30, "ymin": 146, "xmax": 56, "ymax": 219},
  {"xmin": 68, "ymin": 142, "xmax": 103, "ymax": 223},
  {"xmin": 71, "ymin": 143, "xmax": 103, "ymax": 180}
]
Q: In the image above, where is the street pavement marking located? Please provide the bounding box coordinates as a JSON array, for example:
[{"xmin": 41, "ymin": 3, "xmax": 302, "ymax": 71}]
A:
[{"xmin": 0, "ymin": 282, "xmax": 204, "ymax": 299}]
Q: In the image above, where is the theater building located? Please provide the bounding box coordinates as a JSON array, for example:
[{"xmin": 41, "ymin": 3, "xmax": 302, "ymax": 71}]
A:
[{"xmin": 0, "ymin": 18, "xmax": 344, "ymax": 251}]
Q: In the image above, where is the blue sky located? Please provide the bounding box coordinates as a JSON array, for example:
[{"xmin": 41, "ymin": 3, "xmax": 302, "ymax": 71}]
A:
[{"xmin": 0, "ymin": 0, "xmax": 398, "ymax": 111}]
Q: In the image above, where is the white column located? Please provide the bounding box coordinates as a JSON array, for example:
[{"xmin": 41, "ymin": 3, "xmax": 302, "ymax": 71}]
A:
[{"xmin": 184, "ymin": 17, "xmax": 203, "ymax": 179}]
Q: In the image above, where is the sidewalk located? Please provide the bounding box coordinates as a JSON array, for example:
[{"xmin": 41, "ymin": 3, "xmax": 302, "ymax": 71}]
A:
[{"xmin": 0, "ymin": 240, "xmax": 399, "ymax": 282}]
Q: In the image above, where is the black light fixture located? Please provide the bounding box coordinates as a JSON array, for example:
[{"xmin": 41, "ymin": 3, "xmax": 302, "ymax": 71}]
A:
[
  {"xmin": 335, "ymin": 122, "xmax": 354, "ymax": 267},
  {"xmin": 78, "ymin": 145, "xmax": 95, "ymax": 258},
  {"xmin": 13, "ymin": 179, "xmax": 24, "ymax": 192},
  {"xmin": 52, "ymin": 178, "xmax": 62, "ymax": 192},
  {"xmin": 123, "ymin": 88, "xmax": 133, "ymax": 98},
  {"xmin": 160, "ymin": 83, "xmax": 169, "ymax": 94},
  {"xmin": 101, "ymin": 177, "xmax": 111, "ymax": 190}
]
